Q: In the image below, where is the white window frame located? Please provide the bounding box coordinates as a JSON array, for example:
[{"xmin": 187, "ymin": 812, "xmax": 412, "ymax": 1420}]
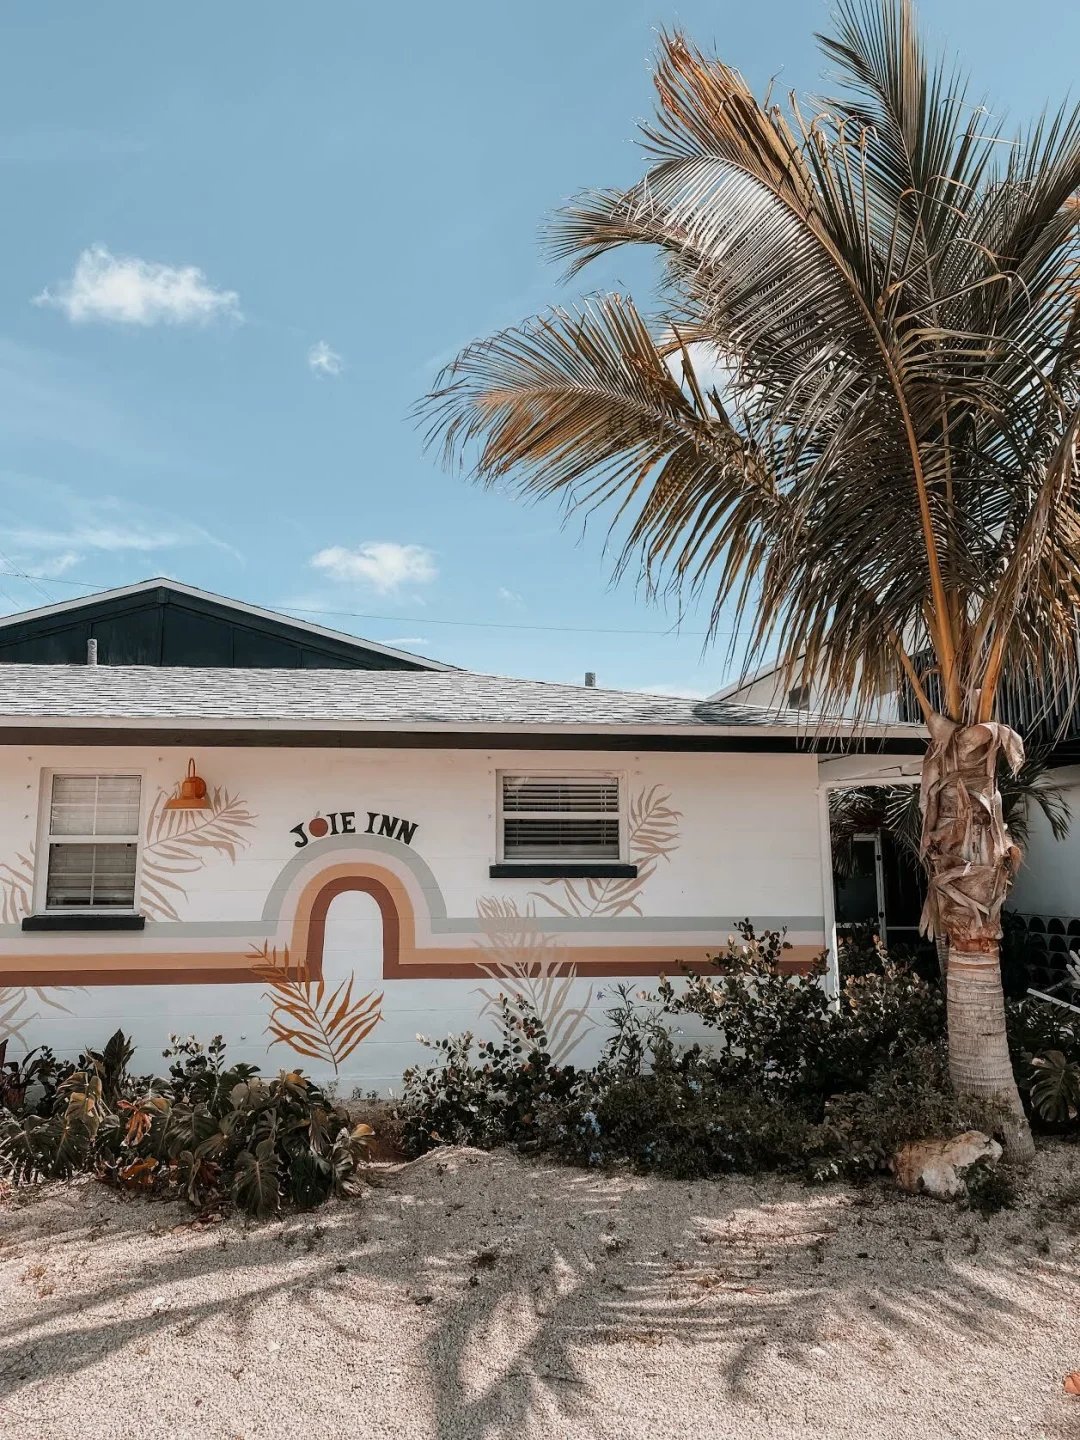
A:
[
  {"xmin": 495, "ymin": 769, "xmax": 627, "ymax": 865},
  {"xmin": 34, "ymin": 768, "xmax": 146, "ymax": 915}
]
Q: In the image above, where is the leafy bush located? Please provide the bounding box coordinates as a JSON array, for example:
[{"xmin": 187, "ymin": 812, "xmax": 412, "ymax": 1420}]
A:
[
  {"xmin": 805, "ymin": 1043, "xmax": 1002, "ymax": 1181},
  {"xmin": 0, "ymin": 1031, "xmax": 372, "ymax": 1218},
  {"xmin": 399, "ymin": 997, "xmax": 582, "ymax": 1155},
  {"xmin": 657, "ymin": 922, "xmax": 944, "ymax": 1100},
  {"xmin": 963, "ymin": 1158, "xmax": 1018, "ymax": 1217},
  {"xmin": 398, "ymin": 931, "xmax": 979, "ymax": 1185}
]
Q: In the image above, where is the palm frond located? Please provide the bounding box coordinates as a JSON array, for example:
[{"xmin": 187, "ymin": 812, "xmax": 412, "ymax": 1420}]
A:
[
  {"xmin": 249, "ymin": 942, "xmax": 383, "ymax": 1075},
  {"xmin": 473, "ymin": 897, "xmax": 594, "ymax": 1063},
  {"xmin": 538, "ymin": 784, "xmax": 681, "ymax": 920},
  {"xmin": 421, "ymin": 11, "xmax": 1080, "ymax": 727},
  {"xmin": 142, "ymin": 787, "xmax": 255, "ymax": 921},
  {"xmin": 0, "ymin": 852, "xmax": 34, "ymax": 926}
]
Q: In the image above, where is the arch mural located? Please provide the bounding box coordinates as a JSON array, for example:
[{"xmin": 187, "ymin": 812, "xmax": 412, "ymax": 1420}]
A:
[
  {"xmin": 0, "ymin": 832, "xmax": 823, "ymax": 988},
  {"xmin": 0, "ymin": 771, "xmax": 828, "ymax": 1083}
]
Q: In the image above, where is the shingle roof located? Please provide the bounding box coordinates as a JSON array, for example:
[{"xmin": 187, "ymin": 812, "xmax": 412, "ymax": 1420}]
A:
[{"xmin": 0, "ymin": 664, "xmax": 924, "ymax": 740}]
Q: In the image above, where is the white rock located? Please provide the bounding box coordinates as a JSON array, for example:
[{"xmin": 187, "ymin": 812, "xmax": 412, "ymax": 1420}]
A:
[{"xmin": 891, "ymin": 1131, "xmax": 1002, "ymax": 1199}]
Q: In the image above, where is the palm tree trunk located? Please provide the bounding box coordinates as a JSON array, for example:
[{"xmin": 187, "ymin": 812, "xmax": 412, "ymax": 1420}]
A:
[
  {"xmin": 945, "ymin": 932, "xmax": 1033, "ymax": 1160},
  {"xmin": 921, "ymin": 714, "xmax": 1034, "ymax": 1162}
]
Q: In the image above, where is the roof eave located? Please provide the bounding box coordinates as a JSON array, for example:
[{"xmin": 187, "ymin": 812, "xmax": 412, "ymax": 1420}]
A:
[{"xmin": 0, "ymin": 713, "xmax": 927, "ymax": 743}]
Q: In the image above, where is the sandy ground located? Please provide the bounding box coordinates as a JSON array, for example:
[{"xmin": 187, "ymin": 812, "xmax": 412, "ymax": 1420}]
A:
[{"xmin": 1, "ymin": 1145, "xmax": 1079, "ymax": 1440}]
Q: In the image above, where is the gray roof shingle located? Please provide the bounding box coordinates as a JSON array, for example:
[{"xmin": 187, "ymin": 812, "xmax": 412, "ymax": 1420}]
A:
[{"xmin": 0, "ymin": 664, "xmax": 923, "ymax": 739}]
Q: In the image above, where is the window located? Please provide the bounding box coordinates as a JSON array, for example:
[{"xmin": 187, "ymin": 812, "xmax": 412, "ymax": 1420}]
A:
[
  {"xmin": 43, "ymin": 774, "xmax": 141, "ymax": 911},
  {"xmin": 787, "ymin": 683, "xmax": 812, "ymax": 709},
  {"xmin": 500, "ymin": 774, "xmax": 621, "ymax": 862}
]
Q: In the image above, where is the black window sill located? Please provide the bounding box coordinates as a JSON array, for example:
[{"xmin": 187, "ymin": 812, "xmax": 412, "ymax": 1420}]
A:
[
  {"xmin": 488, "ymin": 863, "xmax": 638, "ymax": 880},
  {"xmin": 22, "ymin": 913, "xmax": 146, "ymax": 932}
]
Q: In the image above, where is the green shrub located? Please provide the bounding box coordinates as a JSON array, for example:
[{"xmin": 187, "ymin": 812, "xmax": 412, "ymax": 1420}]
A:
[
  {"xmin": 962, "ymin": 1159, "xmax": 1018, "ymax": 1217},
  {"xmin": 804, "ymin": 1043, "xmax": 1002, "ymax": 1181},
  {"xmin": 397, "ymin": 946, "xmax": 976, "ymax": 1185},
  {"xmin": 0, "ymin": 1031, "xmax": 372, "ymax": 1218},
  {"xmin": 399, "ymin": 997, "xmax": 582, "ymax": 1155},
  {"xmin": 656, "ymin": 921, "xmax": 944, "ymax": 1100}
]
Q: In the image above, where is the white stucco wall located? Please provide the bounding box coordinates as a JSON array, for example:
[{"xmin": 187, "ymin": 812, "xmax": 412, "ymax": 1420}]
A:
[
  {"xmin": 1009, "ymin": 766, "xmax": 1080, "ymax": 917},
  {"xmin": 716, "ymin": 664, "xmax": 901, "ymax": 722},
  {"xmin": 0, "ymin": 742, "xmax": 828, "ymax": 1092}
]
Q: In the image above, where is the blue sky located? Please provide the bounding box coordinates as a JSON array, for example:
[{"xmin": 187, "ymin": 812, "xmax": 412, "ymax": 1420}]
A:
[{"xmin": 0, "ymin": 1, "xmax": 1074, "ymax": 695}]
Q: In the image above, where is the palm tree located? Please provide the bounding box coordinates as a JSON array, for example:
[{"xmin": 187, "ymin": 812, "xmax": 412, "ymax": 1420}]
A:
[{"xmin": 422, "ymin": 1, "xmax": 1080, "ymax": 1158}]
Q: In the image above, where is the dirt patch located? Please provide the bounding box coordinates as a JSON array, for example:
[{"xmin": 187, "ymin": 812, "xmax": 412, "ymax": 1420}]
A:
[{"xmin": 1, "ymin": 1143, "xmax": 1079, "ymax": 1439}]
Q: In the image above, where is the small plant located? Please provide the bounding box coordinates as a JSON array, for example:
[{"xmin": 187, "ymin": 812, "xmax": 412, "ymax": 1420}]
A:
[
  {"xmin": 656, "ymin": 921, "xmax": 944, "ymax": 1101},
  {"xmin": 962, "ymin": 1159, "xmax": 1018, "ymax": 1217},
  {"xmin": 1028, "ymin": 1051, "xmax": 1080, "ymax": 1124},
  {"xmin": 0, "ymin": 1030, "xmax": 372, "ymax": 1218}
]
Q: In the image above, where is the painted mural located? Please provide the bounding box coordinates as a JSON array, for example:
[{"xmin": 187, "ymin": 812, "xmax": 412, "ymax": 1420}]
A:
[
  {"xmin": 0, "ymin": 751, "xmax": 830, "ymax": 1090},
  {"xmin": 140, "ymin": 784, "xmax": 255, "ymax": 920},
  {"xmin": 248, "ymin": 940, "xmax": 384, "ymax": 1075},
  {"xmin": 470, "ymin": 786, "xmax": 683, "ymax": 1060}
]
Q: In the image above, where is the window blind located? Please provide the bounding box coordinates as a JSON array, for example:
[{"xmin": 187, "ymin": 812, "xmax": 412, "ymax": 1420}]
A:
[
  {"xmin": 501, "ymin": 775, "xmax": 621, "ymax": 861},
  {"xmin": 45, "ymin": 774, "xmax": 141, "ymax": 910}
]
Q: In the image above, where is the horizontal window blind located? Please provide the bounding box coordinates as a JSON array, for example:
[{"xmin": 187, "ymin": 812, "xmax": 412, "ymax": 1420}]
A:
[
  {"xmin": 50, "ymin": 775, "xmax": 141, "ymax": 837},
  {"xmin": 46, "ymin": 843, "xmax": 138, "ymax": 909},
  {"xmin": 45, "ymin": 773, "xmax": 141, "ymax": 910},
  {"xmin": 501, "ymin": 775, "xmax": 621, "ymax": 861}
]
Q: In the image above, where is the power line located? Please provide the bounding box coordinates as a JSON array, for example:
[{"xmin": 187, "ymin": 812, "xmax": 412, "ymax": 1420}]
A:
[{"xmin": 0, "ymin": 568, "xmax": 753, "ymax": 640}]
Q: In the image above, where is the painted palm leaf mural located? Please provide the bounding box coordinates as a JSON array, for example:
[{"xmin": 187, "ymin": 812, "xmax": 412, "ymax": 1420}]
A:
[
  {"xmin": 141, "ymin": 786, "xmax": 256, "ymax": 921},
  {"xmin": 0, "ymin": 985, "xmax": 76, "ymax": 1050},
  {"xmin": 474, "ymin": 895, "xmax": 595, "ymax": 1062},
  {"xmin": 538, "ymin": 784, "xmax": 681, "ymax": 919},
  {"xmin": 248, "ymin": 941, "xmax": 384, "ymax": 1074},
  {"xmin": 0, "ymin": 852, "xmax": 34, "ymax": 926}
]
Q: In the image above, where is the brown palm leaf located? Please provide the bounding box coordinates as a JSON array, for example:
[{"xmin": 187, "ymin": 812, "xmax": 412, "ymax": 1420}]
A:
[
  {"xmin": 473, "ymin": 897, "xmax": 594, "ymax": 1062},
  {"xmin": 249, "ymin": 942, "xmax": 383, "ymax": 1074},
  {"xmin": 539, "ymin": 785, "xmax": 681, "ymax": 919}
]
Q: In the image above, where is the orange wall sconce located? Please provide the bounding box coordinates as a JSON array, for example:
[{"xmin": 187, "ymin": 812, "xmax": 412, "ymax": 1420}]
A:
[{"xmin": 164, "ymin": 758, "xmax": 212, "ymax": 811}]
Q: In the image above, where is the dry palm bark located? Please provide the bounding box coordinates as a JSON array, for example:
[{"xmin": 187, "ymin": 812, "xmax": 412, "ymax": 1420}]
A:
[{"xmin": 920, "ymin": 717, "xmax": 1033, "ymax": 1156}]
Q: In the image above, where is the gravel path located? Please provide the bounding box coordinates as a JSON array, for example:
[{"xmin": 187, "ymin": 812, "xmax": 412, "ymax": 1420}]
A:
[{"xmin": 2, "ymin": 1145, "xmax": 1079, "ymax": 1440}]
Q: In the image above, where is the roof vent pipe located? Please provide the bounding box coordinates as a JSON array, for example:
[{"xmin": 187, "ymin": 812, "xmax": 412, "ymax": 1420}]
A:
[
  {"xmin": 86, "ymin": 638, "xmax": 98, "ymax": 666},
  {"xmin": 584, "ymin": 671, "xmax": 596, "ymax": 688}
]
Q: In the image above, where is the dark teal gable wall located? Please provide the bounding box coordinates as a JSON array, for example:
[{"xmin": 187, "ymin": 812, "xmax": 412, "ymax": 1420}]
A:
[{"xmin": 0, "ymin": 586, "xmax": 432, "ymax": 670}]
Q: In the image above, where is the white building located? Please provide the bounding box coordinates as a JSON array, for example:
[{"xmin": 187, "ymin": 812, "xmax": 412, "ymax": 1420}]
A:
[{"xmin": 0, "ymin": 654, "xmax": 922, "ymax": 1091}]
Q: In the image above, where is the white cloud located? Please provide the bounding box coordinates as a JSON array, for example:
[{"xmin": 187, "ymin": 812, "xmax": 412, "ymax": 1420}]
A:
[
  {"xmin": 34, "ymin": 245, "xmax": 241, "ymax": 326},
  {"xmin": 308, "ymin": 340, "xmax": 343, "ymax": 376},
  {"xmin": 310, "ymin": 542, "xmax": 438, "ymax": 595},
  {"xmin": 0, "ymin": 478, "xmax": 242, "ymax": 567},
  {"xmin": 22, "ymin": 550, "xmax": 81, "ymax": 576},
  {"xmin": 383, "ymin": 636, "xmax": 431, "ymax": 647},
  {"xmin": 497, "ymin": 586, "xmax": 523, "ymax": 606}
]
